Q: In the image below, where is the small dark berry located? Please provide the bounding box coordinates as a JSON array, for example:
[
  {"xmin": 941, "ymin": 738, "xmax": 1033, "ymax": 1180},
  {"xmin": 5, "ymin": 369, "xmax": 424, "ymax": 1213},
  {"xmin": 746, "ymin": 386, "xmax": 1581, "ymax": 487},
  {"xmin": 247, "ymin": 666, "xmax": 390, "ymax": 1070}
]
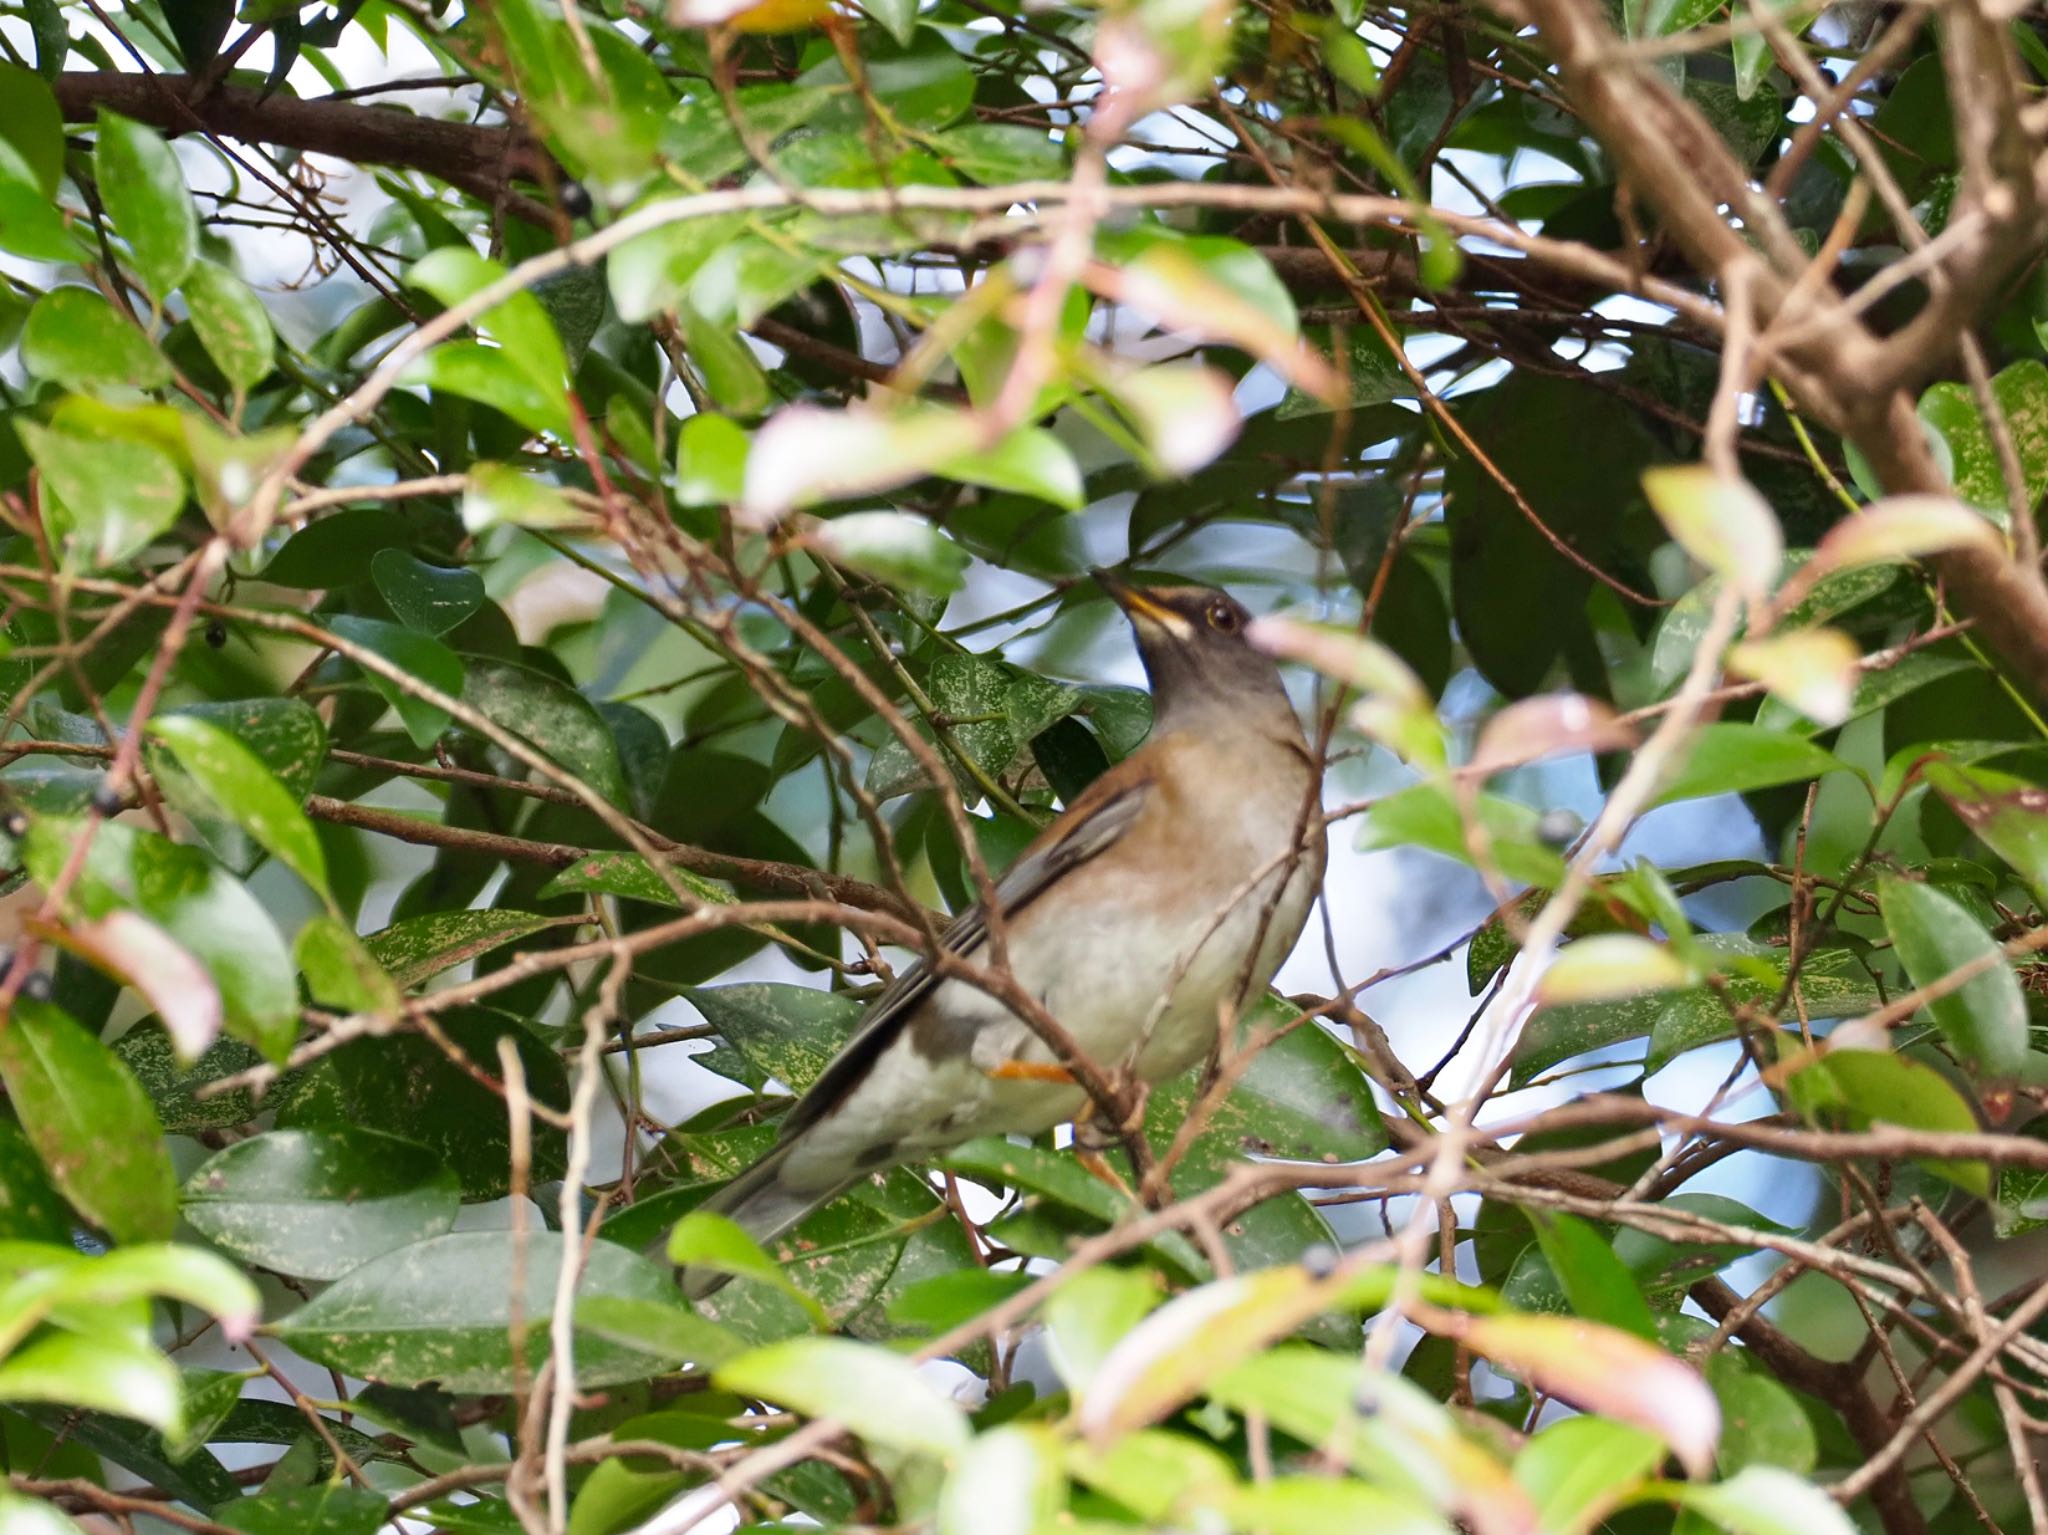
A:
[
  {"xmin": 0, "ymin": 811, "xmax": 25, "ymax": 839},
  {"xmin": 18, "ymin": 972, "xmax": 51, "ymax": 1004},
  {"xmin": 1301, "ymin": 1242, "xmax": 1340, "ymax": 1280},
  {"xmin": 205, "ymin": 619, "xmax": 228, "ymax": 649},
  {"xmin": 559, "ymin": 181, "xmax": 593, "ymax": 219},
  {"xmin": 1535, "ymin": 807, "xmax": 1583, "ymax": 847},
  {"xmin": 89, "ymin": 784, "xmax": 125, "ymax": 818}
]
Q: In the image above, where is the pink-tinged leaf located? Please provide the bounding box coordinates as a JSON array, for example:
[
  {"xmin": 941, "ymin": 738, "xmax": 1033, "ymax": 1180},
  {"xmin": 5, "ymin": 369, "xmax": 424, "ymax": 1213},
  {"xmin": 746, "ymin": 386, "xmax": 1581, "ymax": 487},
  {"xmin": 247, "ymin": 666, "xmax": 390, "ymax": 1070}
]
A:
[
  {"xmin": 1471, "ymin": 693, "xmax": 1636, "ymax": 775},
  {"xmin": 742, "ymin": 404, "xmax": 1080, "ymax": 520},
  {"xmin": 1640, "ymin": 466, "xmax": 1783, "ymax": 602},
  {"xmin": 1812, "ymin": 494, "xmax": 2001, "ymax": 572},
  {"xmin": 1248, "ymin": 618, "xmax": 1428, "ymax": 706},
  {"xmin": 1109, "ymin": 249, "xmax": 1340, "ymax": 402},
  {"xmin": 1726, "ymin": 627, "xmax": 1860, "ymax": 727},
  {"xmin": 1436, "ymin": 1312, "xmax": 1719, "ymax": 1477},
  {"xmin": 1249, "ymin": 619, "xmax": 1444, "ymax": 764},
  {"xmin": 1536, "ymin": 934, "xmax": 1696, "ymax": 1006},
  {"xmin": 742, "ymin": 404, "xmax": 979, "ymax": 521},
  {"xmin": 1077, "ymin": 1263, "xmax": 1485, "ymax": 1445},
  {"xmin": 1113, "ymin": 363, "xmax": 1242, "ymax": 476},
  {"xmin": 50, "ymin": 911, "xmax": 222, "ymax": 1060}
]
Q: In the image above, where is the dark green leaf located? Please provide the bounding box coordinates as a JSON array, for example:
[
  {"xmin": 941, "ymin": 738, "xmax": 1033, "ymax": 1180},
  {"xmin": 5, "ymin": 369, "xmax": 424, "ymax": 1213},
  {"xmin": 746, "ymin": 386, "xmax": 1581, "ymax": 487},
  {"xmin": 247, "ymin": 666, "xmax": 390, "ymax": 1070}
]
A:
[
  {"xmin": 96, "ymin": 112, "xmax": 198, "ymax": 294},
  {"xmin": 272, "ymin": 1232, "xmax": 681, "ymax": 1392},
  {"xmin": 461, "ymin": 656, "xmax": 629, "ymax": 806},
  {"xmin": 24, "ymin": 818, "xmax": 298, "ymax": 1062},
  {"xmin": 1879, "ymin": 873, "xmax": 2026, "ymax": 1080},
  {"xmin": 0, "ymin": 1000, "xmax": 177, "ymax": 1243},
  {"xmin": 329, "ymin": 615, "xmax": 464, "ymax": 750},
  {"xmin": 362, "ymin": 909, "xmax": 573, "ymax": 990},
  {"xmin": 216, "ymin": 1481, "xmax": 386, "ymax": 1535},
  {"xmin": 184, "ymin": 1128, "xmax": 461, "ymax": 1280},
  {"xmin": 370, "ymin": 549, "xmax": 485, "ymax": 636}
]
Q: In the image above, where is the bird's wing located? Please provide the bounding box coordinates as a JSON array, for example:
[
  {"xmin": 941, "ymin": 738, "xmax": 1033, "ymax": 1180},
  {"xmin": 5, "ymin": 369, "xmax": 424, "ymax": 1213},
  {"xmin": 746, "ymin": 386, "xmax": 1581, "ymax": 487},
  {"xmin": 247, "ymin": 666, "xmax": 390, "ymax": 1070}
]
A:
[{"xmin": 777, "ymin": 770, "xmax": 1154, "ymax": 1138}]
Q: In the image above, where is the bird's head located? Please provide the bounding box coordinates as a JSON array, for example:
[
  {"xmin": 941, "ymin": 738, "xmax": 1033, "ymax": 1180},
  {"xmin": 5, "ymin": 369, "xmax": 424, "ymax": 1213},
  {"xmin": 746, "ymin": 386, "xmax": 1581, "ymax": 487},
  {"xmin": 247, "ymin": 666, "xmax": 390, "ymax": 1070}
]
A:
[{"xmin": 1097, "ymin": 573, "xmax": 1295, "ymax": 736}]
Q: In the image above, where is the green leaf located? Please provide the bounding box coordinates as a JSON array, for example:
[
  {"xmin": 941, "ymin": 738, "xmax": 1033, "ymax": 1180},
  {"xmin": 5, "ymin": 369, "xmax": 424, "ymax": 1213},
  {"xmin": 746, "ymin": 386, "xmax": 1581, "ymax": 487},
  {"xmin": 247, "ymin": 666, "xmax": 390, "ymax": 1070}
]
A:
[
  {"xmin": 669, "ymin": 1211, "xmax": 829, "ymax": 1325},
  {"xmin": 0, "ymin": 1118, "xmax": 77, "ymax": 1243},
  {"xmin": 1513, "ymin": 1416, "xmax": 1666, "ymax": 1535},
  {"xmin": 938, "ymin": 1425, "xmax": 1064, "ymax": 1535},
  {"xmin": 16, "ymin": 420, "xmax": 185, "ymax": 568},
  {"xmin": 163, "ymin": 1368, "xmax": 251, "ymax": 1462},
  {"xmin": 1514, "ymin": 937, "xmax": 1883, "ymax": 1084},
  {"xmin": 1650, "ymin": 724, "xmax": 1848, "ymax": 807},
  {"xmin": 1358, "ymin": 781, "xmax": 1567, "ymax": 888},
  {"xmin": 291, "ymin": 1009, "xmax": 570, "ymax": 1200},
  {"xmin": 1526, "ymin": 1211, "xmax": 1657, "ymax": 1339},
  {"xmin": 929, "ymin": 124, "xmax": 1065, "ymax": 185},
  {"xmin": 1705, "ymin": 1352, "xmax": 1817, "ymax": 1474},
  {"xmin": 1043, "ymin": 1266, "xmax": 1162, "ymax": 1394},
  {"xmin": 572, "ymin": 1295, "xmax": 742, "ymax": 1370},
  {"xmin": 1209, "ymin": 1348, "xmax": 1531, "ymax": 1528},
  {"xmin": 183, "ymin": 1128, "xmax": 461, "ymax": 1281},
  {"xmin": 328, "ymin": 615, "xmax": 464, "ymax": 750},
  {"xmin": 1537, "ymin": 935, "xmax": 1696, "ymax": 1007},
  {"xmin": 1666, "ymin": 1465, "xmax": 1860, "ymax": 1535},
  {"xmin": 22, "ymin": 288, "xmax": 174, "ymax": 395},
  {"xmin": 684, "ymin": 983, "xmax": 864, "ymax": 1096},
  {"xmin": 608, "ymin": 204, "xmax": 753, "ymax": 322},
  {"xmin": 1924, "ymin": 761, "xmax": 2048, "ymax": 907},
  {"xmin": 259, "ymin": 506, "xmax": 422, "ymax": 587},
  {"xmin": 147, "ymin": 714, "xmax": 328, "ymax": 895},
  {"xmin": 181, "ymin": 261, "xmax": 276, "ymax": 396},
  {"xmin": 678, "ymin": 302, "xmax": 770, "ymax": 418},
  {"xmin": 745, "ymin": 403, "xmax": 1081, "ymax": 518},
  {"xmin": 674, "ymin": 413, "xmax": 749, "ymax": 507},
  {"xmin": 815, "ymin": 511, "xmax": 972, "ymax": 596},
  {"xmin": 461, "ymin": 657, "xmax": 630, "ymax": 806},
  {"xmin": 0, "ymin": 64, "xmax": 64, "ymax": 195},
  {"xmin": 714, "ymin": 1336, "xmax": 970, "ymax": 1458},
  {"xmin": 404, "ymin": 341, "xmax": 572, "ymax": 436},
  {"xmin": 95, "ymin": 112, "xmax": 198, "ymax": 294},
  {"xmin": 0, "ymin": 1000, "xmax": 178, "ymax": 1243},
  {"xmin": 543, "ymin": 852, "xmax": 735, "ymax": 910},
  {"xmin": 1917, "ymin": 360, "xmax": 2048, "ymax": 514},
  {"xmin": 271, "ymin": 1232, "xmax": 680, "ymax": 1392},
  {"xmin": 24, "ymin": 818, "xmax": 298, "ymax": 1063},
  {"xmin": 371, "ymin": 548, "xmax": 486, "ymax": 636},
  {"xmin": 0, "ymin": 180, "xmax": 85, "ymax": 262},
  {"xmin": 1798, "ymin": 1049, "xmax": 1987, "ymax": 1195},
  {"xmin": 362, "ymin": 909, "xmax": 571, "ymax": 990},
  {"xmin": 1221, "ymin": 1478, "xmax": 1453, "ymax": 1535},
  {"xmin": 143, "ymin": 698, "xmax": 326, "ymax": 878},
  {"xmin": 113, "ymin": 1031, "xmax": 262, "ymax": 1133},
  {"xmin": 885, "ymin": 1268, "xmax": 1037, "ymax": 1332},
  {"xmin": 0, "ymin": 1332, "xmax": 181, "ymax": 1434},
  {"xmin": 215, "ymin": 1482, "xmax": 386, "ymax": 1535},
  {"xmin": 462, "ymin": 461, "xmax": 584, "ymax": 532},
  {"xmin": 1879, "ymin": 873, "xmax": 2026, "ymax": 1080},
  {"xmin": 295, "ymin": 915, "xmax": 403, "ymax": 1017},
  {"xmin": 1994, "ymin": 1124, "xmax": 2048, "ymax": 1237},
  {"xmin": 408, "ymin": 247, "xmax": 569, "ymax": 398}
]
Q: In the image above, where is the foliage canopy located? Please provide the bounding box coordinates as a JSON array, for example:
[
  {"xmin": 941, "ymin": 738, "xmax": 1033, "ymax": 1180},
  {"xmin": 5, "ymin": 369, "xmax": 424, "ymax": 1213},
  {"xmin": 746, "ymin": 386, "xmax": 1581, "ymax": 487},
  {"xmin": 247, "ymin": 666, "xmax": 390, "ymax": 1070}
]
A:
[{"xmin": 0, "ymin": 0, "xmax": 2046, "ymax": 1531}]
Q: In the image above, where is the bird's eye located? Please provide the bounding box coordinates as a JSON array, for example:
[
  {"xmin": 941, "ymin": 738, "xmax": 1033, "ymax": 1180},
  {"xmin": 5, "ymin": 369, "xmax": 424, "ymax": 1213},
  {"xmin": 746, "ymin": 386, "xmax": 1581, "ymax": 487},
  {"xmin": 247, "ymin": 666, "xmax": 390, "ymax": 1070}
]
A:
[{"xmin": 1206, "ymin": 601, "xmax": 1240, "ymax": 633}]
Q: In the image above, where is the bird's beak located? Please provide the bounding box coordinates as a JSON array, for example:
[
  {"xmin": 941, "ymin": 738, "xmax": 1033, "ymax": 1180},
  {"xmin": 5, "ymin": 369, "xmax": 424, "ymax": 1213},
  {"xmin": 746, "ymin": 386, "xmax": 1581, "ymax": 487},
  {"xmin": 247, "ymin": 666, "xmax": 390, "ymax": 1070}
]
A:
[{"xmin": 1096, "ymin": 570, "xmax": 1191, "ymax": 638}]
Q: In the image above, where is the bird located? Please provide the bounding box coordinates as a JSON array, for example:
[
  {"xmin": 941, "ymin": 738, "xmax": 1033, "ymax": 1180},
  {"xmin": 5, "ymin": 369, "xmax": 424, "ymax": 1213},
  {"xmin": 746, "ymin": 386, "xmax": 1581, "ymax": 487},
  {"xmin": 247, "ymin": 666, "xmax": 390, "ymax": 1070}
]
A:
[{"xmin": 681, "ymin": 576, "xmax": 1328, "ymax": 1298}]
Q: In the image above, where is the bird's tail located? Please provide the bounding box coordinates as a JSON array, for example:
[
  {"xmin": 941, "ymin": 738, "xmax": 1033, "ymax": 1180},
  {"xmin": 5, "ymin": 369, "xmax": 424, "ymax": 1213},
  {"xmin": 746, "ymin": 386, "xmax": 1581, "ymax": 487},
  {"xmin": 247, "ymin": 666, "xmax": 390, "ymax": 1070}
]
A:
[{"xmin": 680, "ymin": 1136, "xmax": 857, "ymax": 1301}]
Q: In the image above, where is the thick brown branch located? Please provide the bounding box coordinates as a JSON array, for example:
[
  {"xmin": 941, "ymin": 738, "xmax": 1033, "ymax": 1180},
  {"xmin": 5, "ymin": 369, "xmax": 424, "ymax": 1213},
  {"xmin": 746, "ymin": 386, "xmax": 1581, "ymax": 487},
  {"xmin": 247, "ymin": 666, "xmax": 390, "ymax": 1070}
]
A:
[
  {"xmin": 52, "ymin": 72, "xmax": 550, "ymax": 206},
  {"xmin": 1515, "ymin": 0, "xmax": 2048, "ymax": 708}
]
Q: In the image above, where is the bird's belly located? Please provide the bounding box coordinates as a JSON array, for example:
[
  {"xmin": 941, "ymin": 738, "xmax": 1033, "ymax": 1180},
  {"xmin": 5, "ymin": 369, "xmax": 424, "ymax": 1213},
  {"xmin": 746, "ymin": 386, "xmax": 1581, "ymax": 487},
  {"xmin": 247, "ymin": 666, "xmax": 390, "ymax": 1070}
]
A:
[{"xmin": 784, "ymin": 844, "xmax": 1320, "ymax": 1184}]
